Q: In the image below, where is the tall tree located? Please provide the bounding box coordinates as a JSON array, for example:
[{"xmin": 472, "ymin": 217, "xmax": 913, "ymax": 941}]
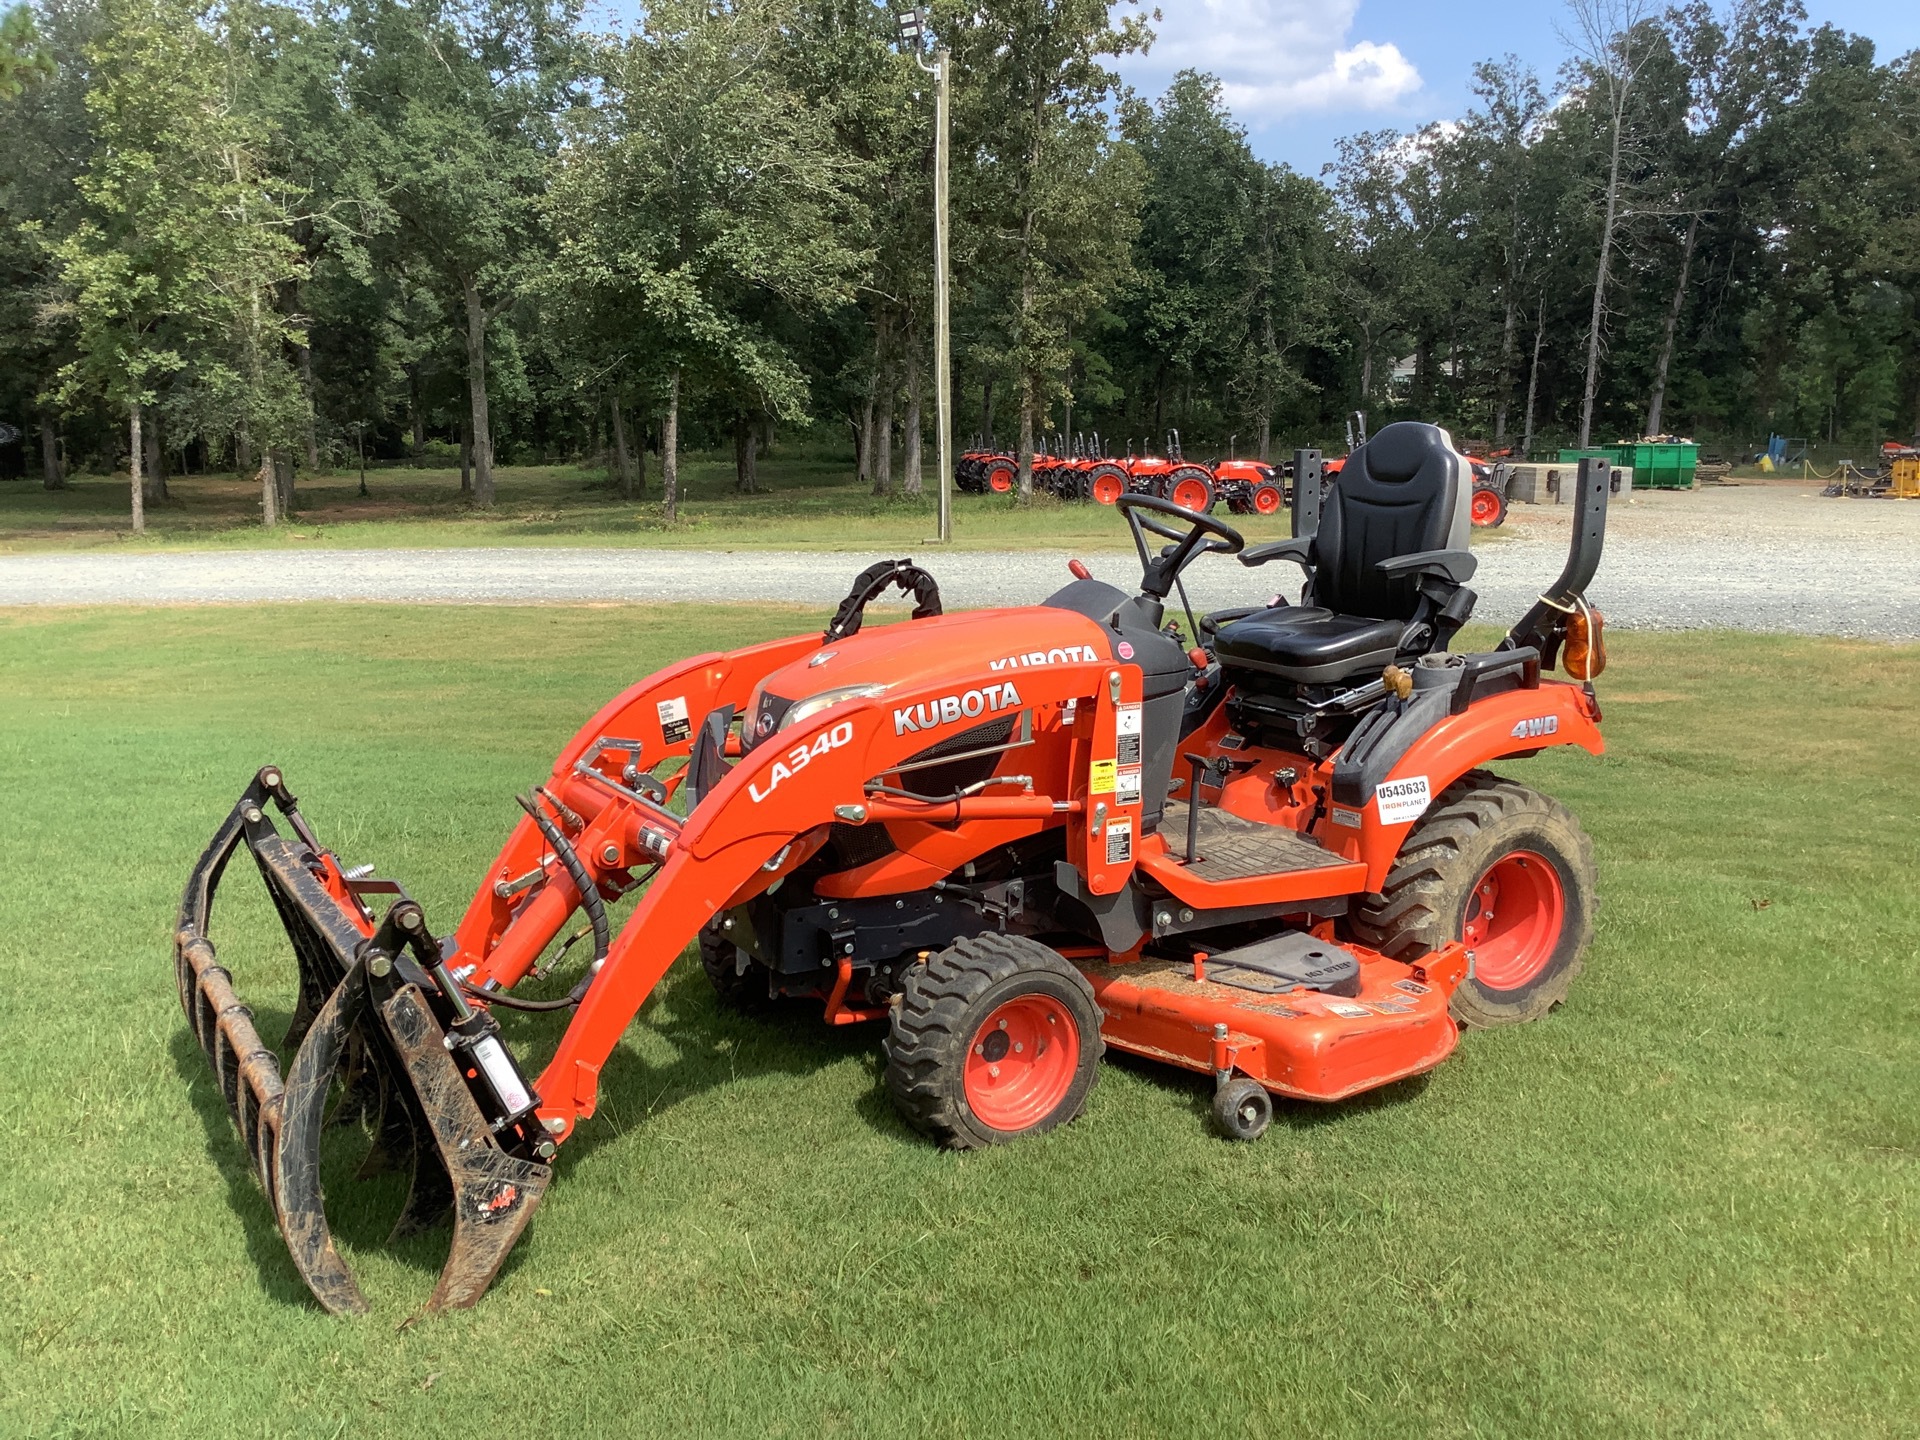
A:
[
  {"xmin": 336, "ymin": 0, "xmax": 576, "ymax": 506},
  {"xmin": 55, "ymin": 0, "xmax": 304, "ymax": 530},
  {"xmin": 547, "ymin": 0, "xmax": 867, "ymax": 520},
  {"xmin": 943, "ymin": 0, "xmax": 1147, "ymax": 498},
  {"xmin": 1563, "ymin": 0, "xmax": 1659, "ymax": 447}
]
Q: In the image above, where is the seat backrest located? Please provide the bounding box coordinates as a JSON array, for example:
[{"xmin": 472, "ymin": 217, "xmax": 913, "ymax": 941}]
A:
[{"xmin": 1312, "ymin": 422, "xmax": 1469, "ymax": 619}]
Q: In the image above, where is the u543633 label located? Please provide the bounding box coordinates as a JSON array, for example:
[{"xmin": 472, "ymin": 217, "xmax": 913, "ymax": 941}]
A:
[{"xmin": 1374, "ymin": 775, "xmax": 1432, "ymax": 824}]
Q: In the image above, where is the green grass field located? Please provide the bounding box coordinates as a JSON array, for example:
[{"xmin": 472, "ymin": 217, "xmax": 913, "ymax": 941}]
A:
[
  {"xmin": 2, "ymin": 604, "xmax": 1915, "ymax": 1437},
  {"xmin": 0, "ymin": 452, "xmax": 1309, "ymax": 555}
]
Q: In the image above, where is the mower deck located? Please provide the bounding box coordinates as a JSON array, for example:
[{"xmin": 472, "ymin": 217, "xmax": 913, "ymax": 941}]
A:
[{"xmin": 1078, "ymin": 942, "xmax": 1469, "ymax": 1102}]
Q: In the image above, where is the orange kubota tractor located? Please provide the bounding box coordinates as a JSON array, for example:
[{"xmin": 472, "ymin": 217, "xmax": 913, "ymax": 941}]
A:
[{"xmin": 177, "ymin": 423, "xmax": 1611, "ymax": 1315}]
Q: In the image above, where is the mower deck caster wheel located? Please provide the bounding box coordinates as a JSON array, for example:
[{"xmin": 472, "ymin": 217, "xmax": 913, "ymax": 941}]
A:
[{"xmin": 1211, "ymin": 1077, "xmax": 1272, "ymax": 1141}]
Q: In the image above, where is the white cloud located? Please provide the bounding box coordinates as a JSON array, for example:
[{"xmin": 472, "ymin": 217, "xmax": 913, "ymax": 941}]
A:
[{"xmin": 1117, "ymin": 0, "xmax": 1424, "ymax": 123}]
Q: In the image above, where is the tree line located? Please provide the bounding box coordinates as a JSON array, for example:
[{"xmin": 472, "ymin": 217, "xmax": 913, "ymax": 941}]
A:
[{"xmin": 1, "ymin": 0, "xmax": 1915, "ymax": 528}]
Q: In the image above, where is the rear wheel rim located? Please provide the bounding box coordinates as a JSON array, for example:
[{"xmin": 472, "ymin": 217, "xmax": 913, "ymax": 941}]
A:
[
  {"xmin": 1463, "ymin": 850, "xmax": 1566, "ymax": 990},
  {"xmin": 989, "ymin": 469, "xmax": 1013, "ymax": 493},
  {"xmin": 1092, "ymin": 474, "xmax": 1123, "ymax": 505},
  {"xmin": 1471, "ymin": 488, "xmax": 1502, "ymax": 524},
  {"xmin": 963, "ymin": 994, "xmax": 1080, "ymax": 1131},
  {"xmin": 1172, "ymin": 478, "xmax": 1211, "ymax": 511},
  {"xmin": 1253, "ymin": 484, "xmax": 1281, "ymax": 514}
]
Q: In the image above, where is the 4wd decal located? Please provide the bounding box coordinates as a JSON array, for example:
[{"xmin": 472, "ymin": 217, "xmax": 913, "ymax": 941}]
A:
[
  {"xmin": 1374, "ymin": 775, "xmax": 1432, "ymax": 825},
  {"xmin": 748, "ymin": 720, "xmax": 855, "ymax": 803},
  {"xmin": 1510, "ymin": 715, "xmax": 1560, "ymax": 740},
  {"xmin": 989, "ymin": 644, "xmax": 1100, "ymax": 671},
  {"xmin": 892, "ymin": 680, "xmax": 1023, "ymax": 736}
]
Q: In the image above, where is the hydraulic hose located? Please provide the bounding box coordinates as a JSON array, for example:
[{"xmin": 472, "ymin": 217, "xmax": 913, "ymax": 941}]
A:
[{"xmin": 460, "ymin": 792, "xmax": 613, "ymax": 1013}]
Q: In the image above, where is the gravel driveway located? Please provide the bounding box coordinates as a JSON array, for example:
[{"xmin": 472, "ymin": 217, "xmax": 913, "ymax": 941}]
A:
[{"xmin": 3, "ymin": 483, "xmax": 1916, "ymax": 639}]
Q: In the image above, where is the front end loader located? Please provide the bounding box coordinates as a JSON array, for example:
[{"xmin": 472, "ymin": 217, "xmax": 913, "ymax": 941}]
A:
[{"xmin": 177, "ymin": 425, "xmax": 1613, "ymax": 1315}]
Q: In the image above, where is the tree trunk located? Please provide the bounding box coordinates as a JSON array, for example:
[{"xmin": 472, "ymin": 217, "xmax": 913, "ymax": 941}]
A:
[
  {"xmin": 634, "ymin": 420, "xmax": 648, "ymax": 498},
  {"xmin": 858, "ymin": 386, "xmax": 876, "ymax": 484},
  {"xmin": 1521, "ymin": 299, "xmax": 1547, "ymax": 457},
  {"xmin": 298, "ymin": 341, "xmax": 321, "ymax": 472},
  {"xmin": 461, "ymin": 281, "xmax": 495, "ymax": 505},
  {"xmin": 408, "ymin": 367, "xmax": 424, "ymax": 463},
  {"xmin": 982, "ymin": 377, "xmax": 994, "ymax": 445},
  {"xmin": 733, "ymin": 415, "xmax": 754, "ymax": 492},
  {"xmin": 258, "ymin": 452, "xmax": 277, "ymax": 526},
  {"xmin": 1359, "ymin": 329, "xmax": 1374, "ymax": 405},
  {"xmin": 662, "ymin": 368, "xmax": 680, "ymax": 523},
  {"xmin": 1259, "ymin": 412, "xmax": 1271, "ymax": 464},
  {"xmin": 459, "ymin": 418, "xmax": 472, "ymax": 494},
  {"xmin": 873, "ymin": 371, "xmax": 894, "ymax": 497},
  {"xmin": 129, "ymin": 404, "xmax": 145, "ymax": 533},
  {"xmin": 236, "ymin": 429, "xmax": 252, "ymax": 477},
  {"xmin": 143, "ymin": 412, "xmax": 167, "ymax": 503},
  {"xmin": 1645, "ymin": 212, "xmax": 1700, "ymax": 438},
  {"xmin": 38, "ymin": 407, "xmax": 64, "ymax": 490},
  {"xmin": 273, "ymin": 450, "xmax": 294, "ymax": 517},
  {"xmin": 1017, "ymin": 386, "xmax": 1035, "ymax": 501},
  {"xmin": 903, "ymin": 341, "xmax": 924, "ymax": 498},
  {"xmin": 1579, "ymin": 102, "xmax": 1628, "ymax": 449},
  {"xmin": 1494, "ymin": 291, "xmax": 1518, "ymax": 444},
  {"xmin": 610, "ymin": 394, "xmax": 633, "ymax": 499}
]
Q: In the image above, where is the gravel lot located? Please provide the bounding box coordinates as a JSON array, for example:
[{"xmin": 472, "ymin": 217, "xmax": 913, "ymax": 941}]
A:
[{"xmin": 3, "ymin": 482, "xmax": 1916, "ymax": 639}]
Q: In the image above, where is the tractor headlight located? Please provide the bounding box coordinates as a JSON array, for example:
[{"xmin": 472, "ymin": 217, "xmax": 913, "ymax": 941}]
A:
[{"xmin": 778, "ymin": 683, "xmax": 891, "ymax": 732}]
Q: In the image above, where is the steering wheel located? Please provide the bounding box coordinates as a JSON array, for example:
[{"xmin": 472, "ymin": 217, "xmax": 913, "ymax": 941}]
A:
[{"xmin": 1114, "ymin": 492, "xmax": 1244, "ymax": 601}]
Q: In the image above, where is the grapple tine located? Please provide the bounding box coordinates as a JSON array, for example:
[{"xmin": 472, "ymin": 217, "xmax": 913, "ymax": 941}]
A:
[
  {"xmin": 375, "ymin": 982, "xmax": 550, "ymax": 1308},
  {"xmin": 274, "ymin": 958, "xmax": 374, "ymax": 1316},
  {"xmin": 176, "ymin": 768, "xmax": 553, "ymax": 1316}
]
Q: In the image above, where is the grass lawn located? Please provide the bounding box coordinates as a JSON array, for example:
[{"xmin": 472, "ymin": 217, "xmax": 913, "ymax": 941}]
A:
[
  {"xmin": 0, "ymin": 451, "xmax": 1310, "ymax": 556},
  {"xmin": 1, "ymin": 604, "xmax": 1914, "ymax": 1437}
]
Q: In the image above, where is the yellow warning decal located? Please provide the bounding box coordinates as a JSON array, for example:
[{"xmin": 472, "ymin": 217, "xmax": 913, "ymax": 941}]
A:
[{"xmin": 1089, "ymin": 759, "xmax": 1117, "ymax": 794}]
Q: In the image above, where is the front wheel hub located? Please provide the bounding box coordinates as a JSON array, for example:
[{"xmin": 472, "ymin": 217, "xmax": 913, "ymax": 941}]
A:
[{"xmin": 963, "ymin": 996, "xmax": 1079, "ymax": 1131}]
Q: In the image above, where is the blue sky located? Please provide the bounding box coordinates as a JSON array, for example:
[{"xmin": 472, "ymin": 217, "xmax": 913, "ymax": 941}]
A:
[
  {"xmin": 1114, "ymin": 0, "xmax": 1920, "ymax": 173},
  {"xmin": 589, "ymin": 2, "xmax": 1920, "ymax": 175}
]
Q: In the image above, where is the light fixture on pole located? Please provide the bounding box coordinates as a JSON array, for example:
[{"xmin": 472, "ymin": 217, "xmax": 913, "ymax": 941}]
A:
[{"xmin": 895, "ymin": 7, "xmax": 952, "ymax": 545}]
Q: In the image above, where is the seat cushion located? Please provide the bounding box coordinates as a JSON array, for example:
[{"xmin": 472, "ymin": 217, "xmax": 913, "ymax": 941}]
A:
[{"xmin": 1214, "ymin": 607, "xmax": 1405, "ymax": 685}]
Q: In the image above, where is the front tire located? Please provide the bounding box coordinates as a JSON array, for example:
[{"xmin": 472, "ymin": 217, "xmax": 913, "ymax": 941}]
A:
[
  {"xmin": 1351, "ymin": 772, "xmax": 1596, "ymax": 1027},
  {"xmin": 885, "ymin": 934, "xmax": 1103, "ymax": 1149},
  {"xmin": 699, "ymin": 923, "xmax": 775, "ymax": 1016}
]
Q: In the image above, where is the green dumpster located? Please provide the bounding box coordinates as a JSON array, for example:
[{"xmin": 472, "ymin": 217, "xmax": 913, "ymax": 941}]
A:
[
  {"xmin": 1626, "ymin": 441, "xmax": 1697, "ymax": 489},
  {"xmin": 1557, "ymin": 443, "xmax": 1698, "ymax": 489}
]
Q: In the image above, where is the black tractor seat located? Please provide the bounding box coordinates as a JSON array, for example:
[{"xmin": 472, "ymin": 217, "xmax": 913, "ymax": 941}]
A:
[
  {"xmin": 1212, "ymin": 609, "xmax": 1406, "ymax": 685},
  {"xmin": 1215, "ymin": 421, "xmax": 1477, "ymax": 691}
]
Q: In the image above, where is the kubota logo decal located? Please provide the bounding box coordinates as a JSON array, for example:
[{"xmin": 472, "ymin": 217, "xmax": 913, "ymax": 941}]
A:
[
  {"xmin": 893, "ymin": 681, "xmax": 1023, "ymax": 735},
  {"xmin": 1510, "ymin": 715, "xmax": 1559, "ymax": 739},
  {"xmin": 749, "ymin": 720, "xmax": 855, "ymax": 803},
  {"xmin": 989, "ymin": 645, "xmax": 1100, "ymax": 671}
]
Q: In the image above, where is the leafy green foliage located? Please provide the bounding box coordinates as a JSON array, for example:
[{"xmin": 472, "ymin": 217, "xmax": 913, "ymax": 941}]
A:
[{"xmin": 5, "ymin": 0, "xmax": 1920, "ymax": 518}]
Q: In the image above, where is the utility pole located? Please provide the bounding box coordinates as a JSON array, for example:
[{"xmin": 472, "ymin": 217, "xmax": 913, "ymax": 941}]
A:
[
  {"xmin": 898, "ymin": 11, "xmax": 952, "ymax": 543},
  {"xmin": 931, "ymin": 44, "xmax": 951, "ymax": 544}
]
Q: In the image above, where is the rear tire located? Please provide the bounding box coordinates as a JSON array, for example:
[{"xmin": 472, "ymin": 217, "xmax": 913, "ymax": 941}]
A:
[
  {"xmin": 1470, "ymin": 483, "xmax": 1508, "ymax": 528},
  {"xmin": 1350, "ymin": 772, "xmax": 1595, "ymax": 1027},
  {"xmin": 885, "ymin": 934, "xmax": 1103, "ymax": 1149}
]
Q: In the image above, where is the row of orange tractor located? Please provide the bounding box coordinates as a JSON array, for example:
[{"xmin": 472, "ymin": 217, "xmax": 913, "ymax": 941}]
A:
[{"xmin": 958, "ymin": 430, "xmax": 1511, "ymax": 527}]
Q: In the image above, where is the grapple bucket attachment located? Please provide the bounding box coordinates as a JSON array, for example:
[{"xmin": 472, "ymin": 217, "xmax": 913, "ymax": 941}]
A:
[{"xmin": 174, "ymin": 768, "xmax": 553, "ymax": 1315}]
